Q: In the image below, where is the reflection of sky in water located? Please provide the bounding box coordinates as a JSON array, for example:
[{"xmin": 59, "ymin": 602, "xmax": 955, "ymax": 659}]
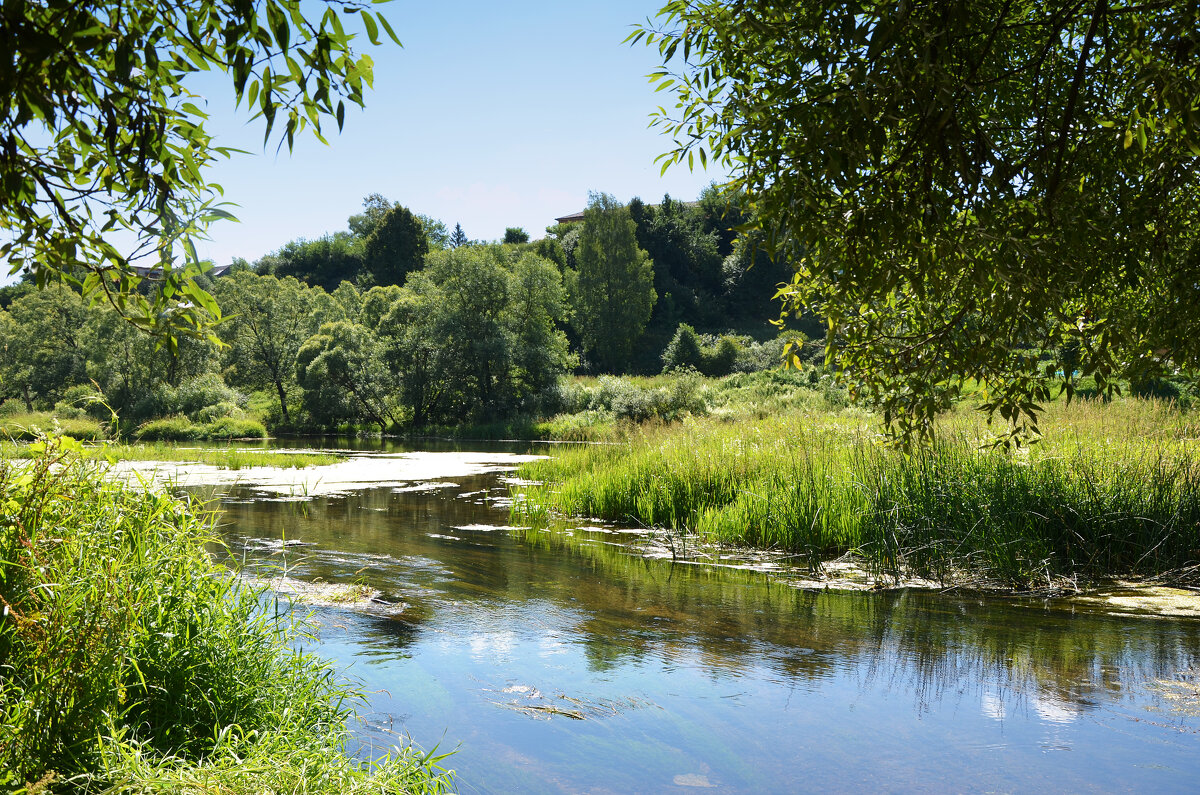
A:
[{"xmin": 207, "ymin": 452, "xmax": 1200, "ymax": 794}]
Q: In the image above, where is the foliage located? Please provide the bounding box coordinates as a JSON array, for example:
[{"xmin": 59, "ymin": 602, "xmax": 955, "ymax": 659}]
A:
[
  {"xmin": 503, "ymin": 227, "xmax": 530, "ymax": 244},
  {"xmin": 296, "ymin": 320, "xmax": 398, "ymax": 431},
  {"xmin": 0, "ymin": 412, "xmax": 105, "ymax": 441},
  {"xmin": 0, "ymin": 285, "xmax": 88, "ymax": 408},
  {"xmin": 390, "ymin": 247, "xmax": 573, "ymax": 424},
  {"xmin": 363, "ymin": 203, "xmax": 430, "ymax": 286},
  {"xmin": 259, "ymin": 233, "xmax": 363, "ymax": 293},
  {"xmin": 662, "ymin": 323, "xmax": 738, "ymax": 377},
  {"xmin": 0, "ymin": 438, "xmax": 450, "ymax": 791},
  {"xmin": 635, "ymin": 1, "xmax": 1200, "ymax": 445},
  {"xmin": 516, "ymin": 398, "xmax": 1200, "ymax": 587},
  {"xmin": 569, "ymin": 193, "xmax": 657, "ymax": 372},
  {"xmin": 449, "ymin": 222, "xmax": 469, "ymax": 248},
  {"xmin": 1, "ymin": 0, "xmax": 397, "ymax": 342},
  {"xmin": 215, "ymin": 271, "xmax": 317, "ymax": 425},
  {"xmin": 629, "ymin": 195, "xmax": 722, "ymax": 328}
]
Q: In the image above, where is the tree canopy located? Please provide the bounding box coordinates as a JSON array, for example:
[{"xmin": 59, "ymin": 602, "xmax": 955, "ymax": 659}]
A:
[
  {"xmin": 1, "ymin": 0, "xmax": 398, "ymax": 340},
  {"xmin": 570, "ymin": 193, "xmax": 657, "ymax": 373},
  {"xmin": 635, "ymin": 1, "xmax": 1200, "ymax": 443}
]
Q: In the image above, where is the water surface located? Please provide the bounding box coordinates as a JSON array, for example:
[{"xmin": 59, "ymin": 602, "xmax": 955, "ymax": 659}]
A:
[{"xmin": 200, "ymin": 445, "xmax": 1200, "ymax": 793}]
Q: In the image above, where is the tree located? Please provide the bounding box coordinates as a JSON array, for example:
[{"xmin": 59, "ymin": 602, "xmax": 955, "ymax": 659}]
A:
[
  {"xmin": 449, "ymin": 223, "xmax": 469, "ymax": 248},
  {"xmin": 347, "ymin": 194, "xmax": 396, "ymax": 239},
  {"xmin": 635, "ymin": 2, "xmax": 1200, "ymax": 443},
  {"xmin": 258, "ymin": 233, "xmax": 364, "ymax": 292},
  {"xmin": 214, "ymin": 272, "xmax": 315, "ymax": 425},
  {"xmin": 418, "ymin": 215, "xmax": 451, "ymax": 249},
  {"xmin": 296, "ymin": 321, "xmax": 397, "ymax": 432},
  {"xmin": 1, "ymin": 0, "xmax": 398, "ymax": 340},
  {"xmin": 569, "ymin": 193, "xmax": 656, "ymax": 372},
  {"xmin": 362, "ymin": 204, "xmax": 429, "ymax": 286},
  {"xmin": 503, "ymin": 227, "xmax": 530, "ymax": 245}
]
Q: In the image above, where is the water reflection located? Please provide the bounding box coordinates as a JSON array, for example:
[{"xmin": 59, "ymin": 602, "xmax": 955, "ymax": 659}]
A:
[{"xmin": 202, "ymin": 458, "xmax": 1200, "ymax": 794}]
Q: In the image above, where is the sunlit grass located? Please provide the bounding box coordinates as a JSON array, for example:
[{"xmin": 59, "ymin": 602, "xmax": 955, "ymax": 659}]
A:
[
  {"xmin": 0, "ymin": 440, "xmax": 346, "ymax": 470},
  {"xmin": 515, "ymin": 397, "xmax": 1200, "ymax": 589},
  {"xmin": 0, "ymin": 438, "xmax": 452, "ymax": 791}
]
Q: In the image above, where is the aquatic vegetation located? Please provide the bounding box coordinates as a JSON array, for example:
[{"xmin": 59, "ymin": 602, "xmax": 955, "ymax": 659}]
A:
[
  {"xmin": 0, "ymin": 440, "xmax": 345, "ymax": 470},
  {"xmin": 515, "ymin": 398, "xmax": 1200, "ymax": 589},
  {"xmin": 0, "ymin": 437, "xmax": 451, "ymax": 792}
]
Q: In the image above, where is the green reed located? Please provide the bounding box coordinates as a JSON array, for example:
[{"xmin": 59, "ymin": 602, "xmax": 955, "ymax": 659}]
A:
[
  {"xmin": 0, "ymin": 437, "xmax": 450, "ymax": 793},
  {"xmin": 515, "ymin": 399, "xmax": 1200, "ymax": 588}
]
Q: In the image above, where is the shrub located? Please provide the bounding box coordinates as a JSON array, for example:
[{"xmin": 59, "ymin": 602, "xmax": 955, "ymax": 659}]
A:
[
  {"xmin": 203, "ymin": 416, "xmax": 267, "ymax": 440},
  {"xmin": 703, "ymin": 336, "xmax": 740, "ymax": 377},
  {"xmin": 176, "ymin": 374, "xmax": 246, "ymax": 418},
  {"xmin": 135, "ymin": 415, "xmax": 203, "ymax": 441},
  {"xmin": 59, "ymin": 384, "xmax": 113, "ymax": 421},
  {"xmin": 662, "ymin": 324, "xmax": 705, "ymax": 372},
  {"xmin": 130, "ymin": 382, "xmax": 179, "ymax": 423},
  {"xmin": 0, "ymin": 398, "xmax": 25, "ymax": 418},
  {"xmin": 195, "ymin": 400, "xmax": 244, "ymax": 424}
]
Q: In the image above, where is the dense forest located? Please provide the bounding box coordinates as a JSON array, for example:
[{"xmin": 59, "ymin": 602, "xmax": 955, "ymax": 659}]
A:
[{"xmin": 0, "ymin": 189, "xmax": 813, "ymax": 437}]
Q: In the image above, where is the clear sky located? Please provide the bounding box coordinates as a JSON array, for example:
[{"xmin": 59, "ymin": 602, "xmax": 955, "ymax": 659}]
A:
[{"xmin": 187, "ymin": 0, "xmax": 725, "ymax": 267}]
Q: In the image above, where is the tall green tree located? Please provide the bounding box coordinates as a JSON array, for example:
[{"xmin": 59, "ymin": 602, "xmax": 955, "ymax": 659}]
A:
[
  {"xmin": 449, "ymin": 223, "xmax": 469, "ymax": 248},
  {"xmin": 636, "ymin": 1, "xmax": 1200, "ymax": 443},
  {"xmin": 296, "ymin": 321, "xmax": 397, "ymax": 432},
  {"xmin": 1, "ymin": 0, "xmax": 398, "ymax": 340},
  {"xmin": 569, "ymin": 193, "xmax": 657, "ymax": 372},
  {"xmin": 362, "ymin": 204, "xmax": 429, "ymax": 286},
  {"xmin": 214, "ymin": 272, "xmax": 315, "ymax": 425}
]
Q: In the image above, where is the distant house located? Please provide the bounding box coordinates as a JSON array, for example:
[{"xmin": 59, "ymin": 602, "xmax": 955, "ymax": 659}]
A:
[{"xmin": 553, "ymin": 210, "xmax": 586, "ymax": 225}]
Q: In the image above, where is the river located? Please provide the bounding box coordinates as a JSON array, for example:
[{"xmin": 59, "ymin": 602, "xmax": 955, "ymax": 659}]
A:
[{"xmin": 158, "ymin": 441, "xmax": 1200, "ymax": 793}]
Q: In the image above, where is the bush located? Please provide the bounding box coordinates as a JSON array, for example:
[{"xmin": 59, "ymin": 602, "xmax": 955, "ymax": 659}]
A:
[
  {"xmin": 130, "ymin": 382, "xmax": 179, "ymax": 423},
  {"xmin": 195, "ymin": 400, "xmax": 244, "ymax": 424},
  {"xmin": 176, "ymin": 374, "xmax": 247, "ymax": 419},
  {"xmin": 662, "ymin": 324, "xmax": 705, "ymax": 372},
  {"xmin": 135, "ymin": 415, "xmax": 203, "ymax": 441},
  {"xmin": 589, "ymin": 373, "xmax": 709, "ymax": 423},
  {"xmin": 0, "ymin": 398, "xmax": 25, "ymax": 418},
  {"xmin": 203, "ymin": 416, "xmax": 267, "ymax": 440},
  {"xmin": 59, "ymin": 384, "xmax": 113, "ymax": 421}
]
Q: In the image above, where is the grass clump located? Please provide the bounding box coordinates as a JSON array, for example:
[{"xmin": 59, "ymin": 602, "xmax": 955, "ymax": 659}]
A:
[
  {"xmin": 0, "ymin": 436, "xmax": 451, "ymax": 792},
  {"xmin": 135, "ymin": 415, "xmax": 267, "ymax": 441},
  {"xmin": 0, "ymin": 411, "xmax": 105, "ymax": 441},
  {"xmin": 514, "ymin": 399, "xmax": 1200, "ymax": 590}
]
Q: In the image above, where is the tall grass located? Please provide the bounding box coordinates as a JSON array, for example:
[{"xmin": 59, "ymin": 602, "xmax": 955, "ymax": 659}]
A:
[
  {"xmin": 0, "ymin": 437, "xmax": 450, "ymax": 792},
  {"xmin": 514, "ymin": 399, "xmax": 1200, "ymax": 589}
]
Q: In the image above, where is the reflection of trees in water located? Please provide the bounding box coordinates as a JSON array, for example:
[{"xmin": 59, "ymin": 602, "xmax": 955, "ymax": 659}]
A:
[
  {"xmin": 209, "ymin": 474, "xmax": 1200, "ymax": 717},
  {"xmin": 522, "ymin": 527, "xmax": 1200, "ymax": 714}
]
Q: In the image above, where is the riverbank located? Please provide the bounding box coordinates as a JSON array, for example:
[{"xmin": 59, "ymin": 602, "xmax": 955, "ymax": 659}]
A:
[
  {"xmin": 0, "ymin": 438, "xmax": 451, "ymax": 793},
  {"xmin": 513, "ymin": 397, "xmax": 1200, "ymax": 592}
]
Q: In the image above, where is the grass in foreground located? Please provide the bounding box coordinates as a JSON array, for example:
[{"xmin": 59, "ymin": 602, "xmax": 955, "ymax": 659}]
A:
[
  {"xmin": 514, "ymin": 398, "xmax": 1200, "ymax": 590},
  {"xmin": 0, "ymin": 437, "xmax": 450, "ymax": 793}
]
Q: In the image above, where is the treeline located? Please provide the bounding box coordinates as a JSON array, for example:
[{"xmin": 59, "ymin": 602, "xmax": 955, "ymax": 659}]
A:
[{"xmin": 0, "ymin": 189, "xmax": 811, "ymax": 434}]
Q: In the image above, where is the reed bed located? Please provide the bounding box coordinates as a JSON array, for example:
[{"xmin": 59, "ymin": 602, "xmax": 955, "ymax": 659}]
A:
[
  {"xmin": 515, "ymin": 399, "xmax": 1200, "ymax": 589},
  {"xmin": 0, "ymin": 438, "xmax": 449, "ymax": 792}
]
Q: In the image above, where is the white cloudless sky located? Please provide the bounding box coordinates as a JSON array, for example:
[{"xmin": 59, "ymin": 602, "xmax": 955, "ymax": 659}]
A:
[{"xmin": 185, "ymin": 0, "xmax": 726, "ymax": 267}]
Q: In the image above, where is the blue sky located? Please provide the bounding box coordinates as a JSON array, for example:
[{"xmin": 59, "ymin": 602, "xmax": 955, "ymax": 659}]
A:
[{"xmin": 188, "ymin": 0, "xmax": 725, "ymax": 266}]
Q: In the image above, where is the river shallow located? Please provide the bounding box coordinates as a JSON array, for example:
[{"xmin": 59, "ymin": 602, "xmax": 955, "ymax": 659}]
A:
[{"xmin": 174, "ymin": 442, "xmax": 1200, "ymax": 793}]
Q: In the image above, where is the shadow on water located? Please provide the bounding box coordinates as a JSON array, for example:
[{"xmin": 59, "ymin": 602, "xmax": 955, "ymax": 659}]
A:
[{"xmin": 199, "ymin": 459, "xmax": 1200, "ymax": 794}]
